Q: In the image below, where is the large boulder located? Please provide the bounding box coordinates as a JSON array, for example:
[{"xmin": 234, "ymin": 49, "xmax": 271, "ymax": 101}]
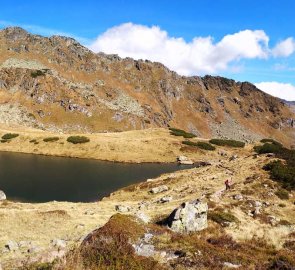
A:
[
  {"xmin": 166, "ymin": 199, "xmax": 208, "ymax": 233},
  {"xmin": 177, "ymin": 156, "xmax": 194, "ymax": 165},
  {"xmin": 0, "ymin": 190, "xmax": 6, "ymax": 201}
]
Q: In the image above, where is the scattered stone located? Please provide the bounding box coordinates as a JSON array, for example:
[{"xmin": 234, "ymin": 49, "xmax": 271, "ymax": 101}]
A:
[
  {"xmin": 219, "ymin": 150, "xmax": 228, "ymax": 156},
  {"xmin": 0, "ymin": 190, "xmax": 6, "ymax": 201},
  {"xmin": 158, "ymin": 196, "xmax": 173, "ymax": 203},
  {"xmin": 18, "ymin": 241, "xmax": 31, "ymax": 248},
  {"xmin": 229, "ymin": 155, "xmax": 238, "ymax": 161},
  {"xmin": 268, "ymin": 216, "xmax": 280, "ymax": 226},
  {"xmin": 174, "ymin": 250, "xmax": 186, "ymax": 258},
  {"xmin": 223, "ymin": 262, "xmax": 242, "ymax": 268},
  {"xmin": 51, "ymin": 239, "xmax": 66, "ymax": 249},
  {"xmin": 5, "ymin": 240, "xmax": 19, "ymax": 252},
  {"xmin": 166, "ymin": 199, "xmax": 208, "ymax": 233},
  {"xmin": 27, "ymin": 245, "xmax": 40, "ymax": 253},
  {"xmin": 150, "ymin": 185, "xmax": 169, "ymax": 194},
  {"xmin": 84, "ymin": 210, "xmax": 95, "ymax": 215},
  {"xmin": 177, "ymin": 156, "xmax": 194, "ymax": 165},
  {"xmin": 115, "ymin": 205, "xmax": 131, "ymax": 213},
  {"xmin": 233, "ymin": 194, "xmax": 243, "ymax": 201},
  {"xmin": 136, "ymin": 212, "xmax": 151, "ymax": 223},
  {"xmin": 133, "ymin": 243, "xmax": 155, "ymax": 257}
]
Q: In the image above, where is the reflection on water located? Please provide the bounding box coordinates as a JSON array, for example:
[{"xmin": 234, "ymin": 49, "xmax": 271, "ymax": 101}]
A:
[{"xmin": 0, "ymin": 152, "xmax": 193, "ymax": 202}]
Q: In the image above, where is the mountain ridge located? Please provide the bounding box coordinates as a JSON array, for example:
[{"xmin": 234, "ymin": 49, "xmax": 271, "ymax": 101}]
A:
[{"xmin": 0, "ymin": 26, "xmax": 294, "ymax": 146}]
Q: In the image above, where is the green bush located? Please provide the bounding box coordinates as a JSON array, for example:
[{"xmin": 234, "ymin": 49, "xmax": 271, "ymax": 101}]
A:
[
  {"xmin": 169, "ymin": 127, "xmax": 196, "ymax": 138},
  {"xmin": 1, "ymin": 133, "xmax": 19, "ymax": 140},
  {"xmin": 275, "ymin": 189, "xmax": 290, "ymax": 200},
  {"xmin": 209, "ymin": 139, "xmax": 245, "ymax": 148},
  {"xmin": 254, "ymin": 143, "xmax": 282, "ymax": 154},
  {"xmin": 0, "ymin": 139, "xmax": 8, "ymax": 143},
  {"xmin": 260, "ymin": 138, "xmax": 282, "ymax": 147},
  {"xmin": 67, "ymin": 136, "xmax": 90, "ymax": 144},
  {"xmin": 208, "ymin": 210, "xmax": 239, "ymax": 226},
  {"xmin": 43, "ymin": 137, "xmax": 59, "ymax": 142},
  {"xmin": 182, "ymin": 140, "xmax": 216, "ymax": 151}
]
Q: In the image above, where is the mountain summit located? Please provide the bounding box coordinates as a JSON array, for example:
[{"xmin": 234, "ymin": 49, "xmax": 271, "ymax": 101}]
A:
[{"xmin": 0, "ymin": 27, "xmax": 294, "ymax": 145}]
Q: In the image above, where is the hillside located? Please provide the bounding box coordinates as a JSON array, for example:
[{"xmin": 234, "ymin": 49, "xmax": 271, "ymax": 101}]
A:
[
  {"xmin": 1, "ymin": 138, "xmax": 295, "ymax": 269},
  {"xmin": 0, "ymin": 27, "xmax": 294, "ymax": 147}
]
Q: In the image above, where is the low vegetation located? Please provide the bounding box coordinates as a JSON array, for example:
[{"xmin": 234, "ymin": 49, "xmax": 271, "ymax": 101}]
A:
[
  {"xmin": 1, "ymin": 133, "xmax": 19, "ymax": 140},
  {"xmin": 208, "ymin": 210, "xmax": 239, "ymax": 226},
  {"xmin": 31, "ymin": 69, "xmax": 47, "ymax": 78},
  {"xmin": 43, "ymin": 214, "xmax": 295, "ymax": 270},
  {"xmin": 169, "ymin": 127, "xmax": 196, "ymax": 138},
  {"xmin": 257, "ymin": 141, "xmax": 295, "ymax": 190},
  {"xmin": 43, "ymin": 137, "xmax": 59, "ymax": 142},
  {"xmin": 67, "ymin": 136, "xmax": 90, "ymax": 144},
  {"xmin": 182, "ymin": 140, "xmax": 216, "ymax": 151},
  {"xmin": 260, "ymin": 138, "xmax": 282, "ymax": 147},
  {"xmin": 209, "ymin": 138, "xmax": 245, "ymax": 148},
  {"xmin": 2, "ymin": 133, "xmax": 19, "ymax": 140},
  {"xmin": 275, "ymin": 189, "xmax": 290, "ymax": 200}
]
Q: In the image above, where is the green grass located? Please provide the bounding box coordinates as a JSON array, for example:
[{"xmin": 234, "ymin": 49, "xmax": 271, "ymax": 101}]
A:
[
  {"xmin": 209, "ymin": 139, "xmax": 245, "ymax": 148},
  {"xmin": 67, "ymin": 136, "xmax": 90, "ymax": 144},
  {"xmin": 169, "ymin": 127, "xmax": 196, "ymax": 138},
  {"xmin": 43, "ymin": 137, "xmax": 59, "ymax": 142},
  {"xmin": 182, "ymin": 140, "xmax": 216, "ymax": 151},
  {"xmin": 1, "ymin": 133, "xmax": 19, "ymax": 140}
]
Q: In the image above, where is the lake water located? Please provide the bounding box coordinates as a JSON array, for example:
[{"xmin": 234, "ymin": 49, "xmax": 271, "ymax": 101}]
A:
[{"xmin": 0, "ymin": 152, "xmax": 192, "ymax": 203}]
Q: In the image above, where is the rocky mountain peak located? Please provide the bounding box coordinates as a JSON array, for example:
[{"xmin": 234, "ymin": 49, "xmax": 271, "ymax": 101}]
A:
[
  {"xmin": 0, "ymin": 27, "xmax": 294, "ymax": 146},
  {"xmin": 1, "ymin": 26, "xmax": 30, "ymax": 40}
]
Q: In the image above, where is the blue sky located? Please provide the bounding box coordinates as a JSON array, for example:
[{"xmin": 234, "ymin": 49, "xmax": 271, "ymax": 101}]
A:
[{"xmin": 1, "ymin": 0, "xmax": 295, "ymax": 100}]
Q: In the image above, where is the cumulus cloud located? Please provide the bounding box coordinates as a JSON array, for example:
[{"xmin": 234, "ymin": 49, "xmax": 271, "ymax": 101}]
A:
[
  {"xmin": 272, "ymin": 37, "xmax": 295, "ymax": 57},
  {"xmin": 255, "ymin": 82, "xmax": 295, "ymax": 101},
  {"xmin": 89, "ymin": 23, "xmax": 270, "ymax": 75}
]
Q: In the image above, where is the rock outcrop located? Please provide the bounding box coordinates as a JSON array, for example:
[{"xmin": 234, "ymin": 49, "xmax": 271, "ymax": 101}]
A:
[{"xmin": 165, "ymin": 199, "xmax": 208, "ymax": 233}]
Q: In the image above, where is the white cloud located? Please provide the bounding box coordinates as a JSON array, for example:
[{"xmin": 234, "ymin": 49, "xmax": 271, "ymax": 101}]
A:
[
  {"xmin": 255, "ymin": 82, "xmax": 295, "ymax": 101},
  {"xmin": 272, "ymin": 37, "xmax": 295, "ymax": 57},
  {"xmin": 89, "ymin": 23, "xmax": 270, "ymax": 75}
]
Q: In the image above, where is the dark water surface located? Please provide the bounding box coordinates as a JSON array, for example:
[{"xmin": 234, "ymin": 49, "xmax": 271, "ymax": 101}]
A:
[{"xmin": 0, "ymin": 152, "xmax": 192, "ymax": 203}]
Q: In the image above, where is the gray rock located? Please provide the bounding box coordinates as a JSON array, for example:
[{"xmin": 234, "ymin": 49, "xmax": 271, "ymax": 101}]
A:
[
  {"xmin": 133, "ymin": 243, "xmax": 155, "ymax": 257},
  {"xmin": 51, "ymin": 239, "xmax": 66, "ymax": 249},
  {"xmin": 229, "ymin": 155, "xmax": 238, "ymax": 161},
  {"xmin": 177, "ymin": 156, "xmax": 194, "ymax": 165},
  {"xmin": 5, "ymin": 240, "xmax": 19, "ymax": 252},
  {"xmin": 223, "ymin": 262, "xmax": 242, "ymax": 268},
  {"xmin": 233, "ymin": 194, "xmax": 243, "ymax": 201},
  {"xmin": 136, "ymin": 212, "xmax": 151, "ymax": 223},
  {"xmin": 158, "ymin": 196, "xmax": 173, "ymax": 203},
  {"xmin": 150, "ymin": 185, "xmax": 169, "ymax": 194},
  {"xmin": 0, "ymin": 190, "xmax": 6, "ymax": 201},
  {"xmin": 115, "ymin": 205, "xmax": 131, "ymax": 213},
  {"xmin": 166, "ymin": 199, "xmax": 208, "ymax": 233}
]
